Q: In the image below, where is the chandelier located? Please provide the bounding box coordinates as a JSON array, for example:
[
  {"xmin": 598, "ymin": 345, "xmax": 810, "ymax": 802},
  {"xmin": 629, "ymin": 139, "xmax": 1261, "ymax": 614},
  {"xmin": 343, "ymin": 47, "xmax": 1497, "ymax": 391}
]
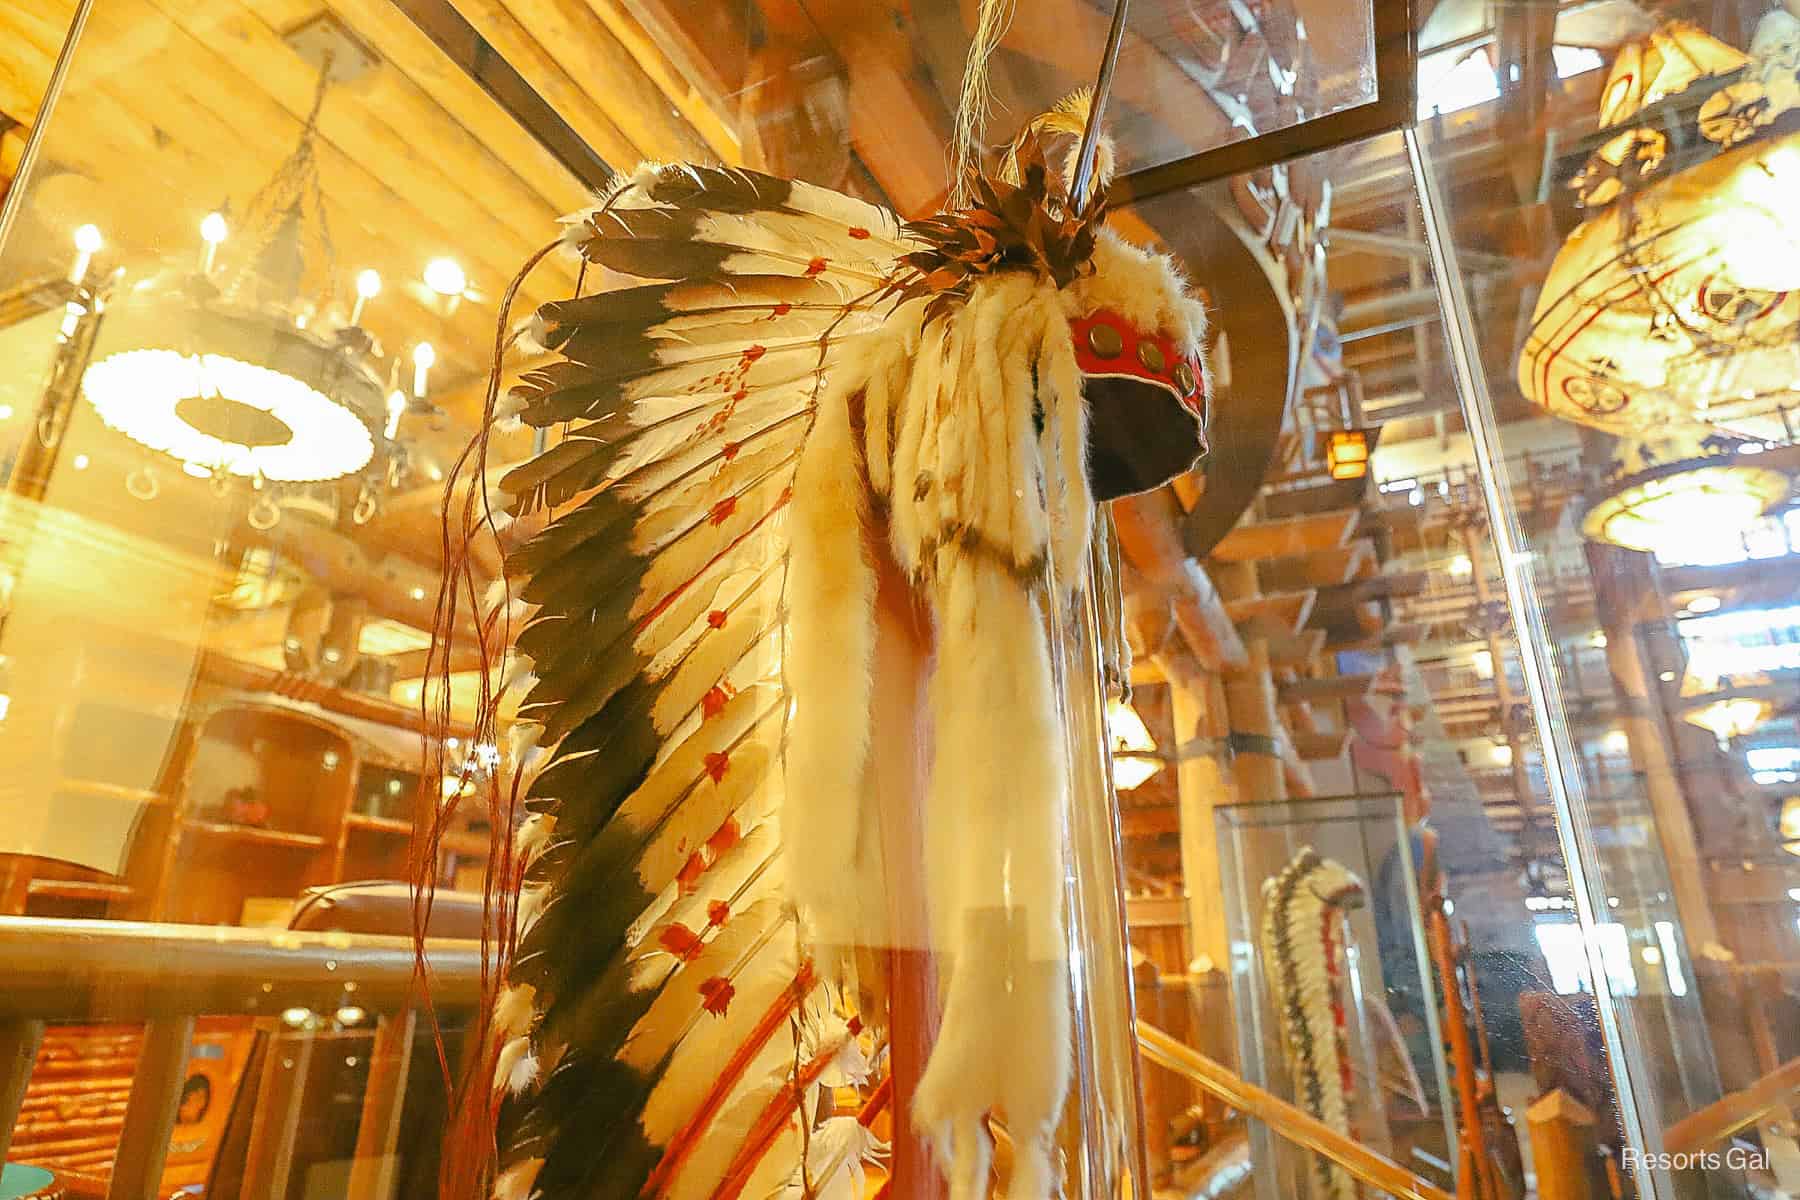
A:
[
  {"xmin": 79, "ymin": 56, "xmax": 403, "ymax": 493},
  {"xmin": 1518, "ymin": 16, "xmax": 1800, "ymax": 446},
  {"xmin": 1580, "ymin": 435, "xmax": 1789, "ymax": 556}
]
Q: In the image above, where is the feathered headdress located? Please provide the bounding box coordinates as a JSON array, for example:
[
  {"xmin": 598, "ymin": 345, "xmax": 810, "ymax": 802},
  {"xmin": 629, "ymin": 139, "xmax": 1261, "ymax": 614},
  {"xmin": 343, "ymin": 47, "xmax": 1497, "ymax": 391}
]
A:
[{"xmin": 425, "ymin": 92, "xmax": 1212, "ymax": 1200}]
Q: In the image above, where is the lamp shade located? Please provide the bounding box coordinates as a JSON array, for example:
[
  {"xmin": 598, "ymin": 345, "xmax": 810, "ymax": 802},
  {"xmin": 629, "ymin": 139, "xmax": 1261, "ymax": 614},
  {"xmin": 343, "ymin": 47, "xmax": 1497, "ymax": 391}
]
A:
[
  {"xmin": 1580, "ymin": 454, "xmax": 1789, "ymax": 554},
  {"xmin": 1519, "ymin": 15, "xmax": 1800, "ymax": 444},
  {"xmin": 84, "ymin": 301, "xmax": 385, "ymax": 483}
]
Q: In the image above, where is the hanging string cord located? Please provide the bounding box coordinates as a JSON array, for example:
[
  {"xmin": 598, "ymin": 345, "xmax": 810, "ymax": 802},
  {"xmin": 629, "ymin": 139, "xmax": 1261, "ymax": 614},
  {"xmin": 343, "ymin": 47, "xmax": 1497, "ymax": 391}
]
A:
[{"xmin": 948, "ymin": 0, "xmax": 1019, "ymax": 209}]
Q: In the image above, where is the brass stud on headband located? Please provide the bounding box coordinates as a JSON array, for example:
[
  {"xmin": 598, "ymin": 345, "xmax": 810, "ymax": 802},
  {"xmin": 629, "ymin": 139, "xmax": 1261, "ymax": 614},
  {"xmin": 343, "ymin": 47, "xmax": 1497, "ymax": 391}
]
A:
[
  {"xmin": 1087, "ymin": 323, "xmax": 1123, "ymax": 358},
  {"xmin": 1173, "ymin": 361, "xmax": 1196, "ymax": 394},
  {"xmin": 1137, "ymin": 341, "xmax": 1166, "ymax": 373}
]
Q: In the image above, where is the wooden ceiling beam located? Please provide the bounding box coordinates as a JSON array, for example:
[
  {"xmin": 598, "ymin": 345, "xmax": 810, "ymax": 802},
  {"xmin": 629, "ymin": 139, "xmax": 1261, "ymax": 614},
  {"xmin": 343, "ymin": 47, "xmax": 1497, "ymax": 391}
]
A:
[
  {"xmin": 141, "ymin": 0, "xmax": 577, "ymax": 297},
  {"xmin": 574, "ymin": 0, "xmax": 741, "ymax": 164},
  {"xmin": 438, "ymin": 0, "xmax": 643, "ymax": 168},
  {"xmin": 462, "ymin": 0, "xmax": 718, "ymax": 165},
  {"xmin": 1208, "ymin": 508, "xmax": 1361, "ymax": 563},
  {"xmin": 34, "ymin": 40, "xmax": 510, "ymax": 386},
  {"xmin": 1256, "ymin": 539, "xmax": 1377, "ymax": 593},
  {"xmin": 794, "ymin": 0, "xmax": 954, "ymax": 216},
  {"xmin": 301, "ymin": 0, "xmax": 592, "ymax": 212}
]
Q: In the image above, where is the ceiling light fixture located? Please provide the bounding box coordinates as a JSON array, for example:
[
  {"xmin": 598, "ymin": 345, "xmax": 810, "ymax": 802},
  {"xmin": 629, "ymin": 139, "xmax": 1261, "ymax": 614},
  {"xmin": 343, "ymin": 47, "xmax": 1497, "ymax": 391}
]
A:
[
  {"xmin": 79, "ymin": 62, "xmax": 397, "ymax": 492},
  {"xmin": 1520, "ymin": 18, "xmax": 1800, "ymax": 445},
  {"xmin": 424, "ymin": 257, "xmax": 466, "ymax": 297}
]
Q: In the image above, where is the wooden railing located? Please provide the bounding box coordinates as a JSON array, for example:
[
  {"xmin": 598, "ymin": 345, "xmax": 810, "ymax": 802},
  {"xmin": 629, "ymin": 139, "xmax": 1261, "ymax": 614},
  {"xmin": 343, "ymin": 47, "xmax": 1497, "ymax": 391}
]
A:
[
  {"xmin": 0, "ymin": 918, "xmax": 480, "ymax": 1200},
  {"xmin": 1137, "ymin": 1020, "xmax": 1456, "ymax": 1200}
]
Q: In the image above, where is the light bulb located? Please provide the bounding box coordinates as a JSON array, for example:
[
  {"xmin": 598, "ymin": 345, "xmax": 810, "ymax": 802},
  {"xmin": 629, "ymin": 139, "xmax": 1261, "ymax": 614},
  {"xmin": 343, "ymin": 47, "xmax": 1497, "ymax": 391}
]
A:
[
  {"xmin": 200, "ymin": 212, "xmax": 228, "ymax": 244},
  {"xmin": 74, "ymin": 224, "xmax": 103, "ymax": 254},
  {"xmin": 412, "ymin": 342, "xmax": 436, "ymax": 369},
  {"xmin": 356, "ymin": 269, "xmax": 382, "ymax": 299},
  {"xmin": 423, "ymin": 257, "xmax": 466, "ymax": 297},
  {"xmin": 1685, "ymin": 594, "xmax": 1722, "ymax": 614}
]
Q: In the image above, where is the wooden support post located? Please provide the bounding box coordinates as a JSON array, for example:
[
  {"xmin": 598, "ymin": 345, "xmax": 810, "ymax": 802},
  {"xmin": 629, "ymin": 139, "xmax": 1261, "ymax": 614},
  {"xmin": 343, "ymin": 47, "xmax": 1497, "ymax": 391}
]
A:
[
  {"xmin": 347, "ymin": 1009, "xmax": 419, "ymax": 1200},
  {"xmin": 0, "ymin": 1020, "xmax": 45, "ymax": 1166},
  {"xmin": 1224, "ymin": 639, "xmax": 1284, "ymax": 804},
  {"xmin": 1525, "ymin": 1090, "xmax": 1597, "ymax": 1200},
  {"xmin": 108, "ymin": 1015, "xmax": 195, "ymax": 1200},
  {"xmin": 1585, "ymin": 541, "xmax": 1720, "ymax": 948},
  {"xmin": 1159, "ymin": 653, "xmax": 1233, "ymax": 973}
]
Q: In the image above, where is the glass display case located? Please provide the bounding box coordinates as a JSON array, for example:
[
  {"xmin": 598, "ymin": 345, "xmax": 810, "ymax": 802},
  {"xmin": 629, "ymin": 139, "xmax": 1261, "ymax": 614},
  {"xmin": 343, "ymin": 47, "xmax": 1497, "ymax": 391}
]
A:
[
  {"xmin": 1, "ymin": 0, "xmax": 1797, "ymax": 1198},
  {"xmin": 1216, "ymin": 793, "xmax": 1458, "ymax": 1200}
]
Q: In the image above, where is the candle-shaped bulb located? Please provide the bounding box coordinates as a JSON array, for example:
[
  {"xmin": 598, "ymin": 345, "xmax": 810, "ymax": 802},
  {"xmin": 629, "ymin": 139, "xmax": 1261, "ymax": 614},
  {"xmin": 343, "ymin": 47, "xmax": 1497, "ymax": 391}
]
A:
[
  {"xmin": 70, "ymin": 224, "xmax": 102, "ymax": 284},
  {"xmin": 199, "ymin": 212, "xmax": 227, "ymax": 275},
  {"xmin": 350, "ymin": 269, "xmax": 382, "ymax": 325},
  {"xmin": 412, "ymin": 342, "xmax": 435, "ymax": 398},
  {"xmin": 385, "ymin": 389, "xmax": 407, "ymax": 440}
]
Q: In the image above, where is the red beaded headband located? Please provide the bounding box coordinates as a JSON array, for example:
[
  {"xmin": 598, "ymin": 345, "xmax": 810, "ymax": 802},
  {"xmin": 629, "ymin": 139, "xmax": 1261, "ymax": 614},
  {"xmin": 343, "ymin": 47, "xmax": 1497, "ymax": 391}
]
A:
[{"xmin": 1071, "ymin": 308, "xmax": 1206, "ymax": 417}]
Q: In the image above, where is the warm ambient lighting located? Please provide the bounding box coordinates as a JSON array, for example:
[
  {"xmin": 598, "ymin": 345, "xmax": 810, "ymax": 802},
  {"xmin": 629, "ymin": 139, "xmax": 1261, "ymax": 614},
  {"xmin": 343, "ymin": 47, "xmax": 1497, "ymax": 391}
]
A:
[
  {"xmin": 70, "ymin": 223, "xmax": 102, "ymax": 283},
  {"xmin": 1448, "ymin": 554, "xmax": 1473, "ymax": 578},
  {"xmin": 351, "ymin": 269, "xmax": 382, "ymax": 327},
  {"xmin": 84, "ymin": 349, "xmax": 375, "ymax": 482},
  {"xmin": 423, "ymin": 257, "xmax": 467, "ymax": 297},
  {"xmin": 1325, "ymin": 429, "xmax": 1371, "ymax": 481},
  {"xmin": 1107, "ymin": 697, "xmax": 1161, "ymax": 792},
  {"xmin": 1519, "ymin": 18, "xmax": 1800, "ymax": 445},
  {"xmin": 1684, "ymin": 696, "xmax": 1771, "ymax": 742},
  {"xmin": 200, "ymin": 212, "xmax": 228, "ymax": 245},
  {"xmin": 1580, "ymin": 460, "xmax": 1789, "ymax": 556}
]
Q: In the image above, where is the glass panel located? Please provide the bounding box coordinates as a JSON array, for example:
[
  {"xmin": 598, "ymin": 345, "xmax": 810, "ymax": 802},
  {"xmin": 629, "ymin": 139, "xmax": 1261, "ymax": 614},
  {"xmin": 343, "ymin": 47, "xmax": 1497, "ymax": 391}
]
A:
[
  {"xmin": 1413, "ymin": 3, "xmax": 1800, "ymax": 1195},
  {"xmin": 616, "ymin": 0, "xmax": 1377, "ymax": 196},
  {"xmin": 0, "ymin": 0, "xmax": 581, "ymax": 1194},
  {"xmin": 1115, "ymin": 131, "xmax": 1641, "ymax": 1200}
]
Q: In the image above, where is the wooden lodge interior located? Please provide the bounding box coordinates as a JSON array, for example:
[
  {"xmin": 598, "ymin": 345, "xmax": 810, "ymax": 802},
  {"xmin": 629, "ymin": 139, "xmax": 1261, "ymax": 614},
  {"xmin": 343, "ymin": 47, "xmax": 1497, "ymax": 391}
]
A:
[{"xmin": 0, "ymin": 0, "xmax": 1797, "ymax": 1197}]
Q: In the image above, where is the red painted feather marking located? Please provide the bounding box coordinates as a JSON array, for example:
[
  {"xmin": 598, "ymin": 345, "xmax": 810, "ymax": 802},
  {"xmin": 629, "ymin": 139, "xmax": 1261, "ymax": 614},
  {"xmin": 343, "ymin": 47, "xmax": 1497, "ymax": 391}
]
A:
[
  {"xmin": 659, "ymin": 922, "xmax": 704, "ymax": 960},
  {"xmin": 703, "ymin": 751, "xmax": 730, "ymax": 782},
  {"xmin": 708, "ymin": 497, "xmax": 738, "ymax": 525},
  {"xmin": 701, "ymin": 686, "xmax": 730, "ymax": 719},
  {"xmin": 637, "ymin": 495, "xmax": 793, "ymax": 628},
  {"xmin": 705, "ymin": 817, "xmax": 741, "ymax": 856},
  {"xmin": 743, "ymin": 344, "xmax": 767, "ymax": 363},
  {"xmin": 770, "ymin": 302, "xmax": 792, "ymax": 318},
  {"xmin": 804, "ymin": 257, "xmax": 828, "ymax": 277},
  {"xmin": 675, "ymin": 854, "xmax": 707, "ymax": 898},
  {"xmin": 720, "ymin": 441, "xmax": 742, "ymax": 462},
  {"xmin": 709, "ymin": 1034, "xmax": 842, "ymax": 1200},
  {"xmin": 698, "ymin": 976, "xmax": 736, "ymax": 1017},
  {"xmin": 637, "ymin": 962, "xmax": 817, "ymax": 1200},
  {"xmin": 707, "ymin": 609, "xmax": 729, "ymax": 628},
  {"xmin": 707, "ymin": 899, "xmax": 732, "ymax": 928},
  {"xmin": 848, "ymin": 227, "xmax": 871, "ymax": 240}
]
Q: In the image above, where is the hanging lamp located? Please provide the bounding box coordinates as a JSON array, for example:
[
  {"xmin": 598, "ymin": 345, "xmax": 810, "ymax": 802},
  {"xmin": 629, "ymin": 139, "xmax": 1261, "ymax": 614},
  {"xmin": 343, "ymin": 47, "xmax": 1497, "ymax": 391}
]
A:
[
  {"xmin": 1519, "ymin": 15, "xmax": 1800, "ymax": 447},
  {"xmin": 81, "ymin": 59, "xmax": 387, "ymax": 485}
]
